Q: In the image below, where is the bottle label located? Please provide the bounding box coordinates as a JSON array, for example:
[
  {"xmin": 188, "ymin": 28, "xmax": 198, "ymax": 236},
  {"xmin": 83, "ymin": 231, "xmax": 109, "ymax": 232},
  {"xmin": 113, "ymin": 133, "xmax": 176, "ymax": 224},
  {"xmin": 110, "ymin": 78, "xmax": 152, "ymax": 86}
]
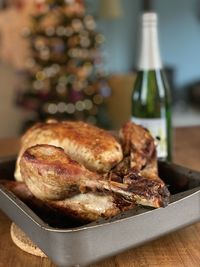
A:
[{"xmin": 131, "ymin": 117, "xmax": 167, "ymax": 158}]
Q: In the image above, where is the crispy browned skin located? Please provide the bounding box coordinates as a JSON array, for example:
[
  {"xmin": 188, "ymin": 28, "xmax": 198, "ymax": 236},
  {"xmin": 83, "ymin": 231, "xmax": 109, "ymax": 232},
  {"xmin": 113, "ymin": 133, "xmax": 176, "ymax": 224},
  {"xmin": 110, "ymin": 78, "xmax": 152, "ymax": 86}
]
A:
[
  {"xmin": 119, "ymin": 122, "xmax": 157, "ymax": 172},
  {"xmin": 15, "ymin": 120, "xmax": 123, "ymax": 181},
  {"xmin": 20, "ymin": 144, "xmax": 100, "ymax": 200},
  {"xmin": 108, "ymin": 167, "xmax": 169, "ymax": 208},
  {"xmin": 119, "ymin": 122, "xmax": 170, "ymax": 207},
  {"xmin": 0, "ymin": 180, "xmax": 135, "ymax": 223},
  {"xmin": 20, "ymin": 143, "xmax": 169, "ymax": 208}
]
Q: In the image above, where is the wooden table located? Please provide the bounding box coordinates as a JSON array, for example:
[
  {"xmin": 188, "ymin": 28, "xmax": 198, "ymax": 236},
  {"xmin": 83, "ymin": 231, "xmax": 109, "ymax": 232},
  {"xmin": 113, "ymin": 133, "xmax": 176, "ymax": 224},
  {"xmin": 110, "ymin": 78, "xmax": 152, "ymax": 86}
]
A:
[{"xmin": 0, "ymin": 127, "xmax": 200, "ymax": 267}]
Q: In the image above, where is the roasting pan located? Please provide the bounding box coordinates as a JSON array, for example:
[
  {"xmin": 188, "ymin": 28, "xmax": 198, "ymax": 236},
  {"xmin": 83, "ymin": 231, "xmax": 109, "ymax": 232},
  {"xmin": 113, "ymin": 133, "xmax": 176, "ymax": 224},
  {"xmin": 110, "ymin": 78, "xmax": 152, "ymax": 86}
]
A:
[{"xmin": 0, "ymin": 157, "xmax": 200, "ymax": 267}]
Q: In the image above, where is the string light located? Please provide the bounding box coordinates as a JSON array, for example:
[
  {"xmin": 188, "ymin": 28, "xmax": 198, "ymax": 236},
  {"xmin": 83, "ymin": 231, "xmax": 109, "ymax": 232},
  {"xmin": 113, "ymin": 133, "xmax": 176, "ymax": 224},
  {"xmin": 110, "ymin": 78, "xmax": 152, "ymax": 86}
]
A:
[
  {"xmin": 48, "ymin": 103, "xmax": 57, "ymax": 114},
  {"xmin": 80, "ymin": 36, "xmax": 90, "ymax": 48},
  {"xmin": 84, "ymin": 15, "xmax": 96, "ymax": 30},
  {"xmin": 84, "ymin": 99, "xmax": 93, "ymax": 110},
  {"xmin": 43, "ymin": 64, "xmax": 60, "ymax": 78},
  {"xmin": 56, "ymin": 84, "xmax": 67, "ymax": 94},
  {"xmin": 66, "ymin": 103, "xmax": 75, "ymax": 113},
  {"xmin": 75, "ymin": 101, "xmax": 85, "ymax": 111},
  {"xmin": 33, "ymin": 80, "xmax": 43, "ymax": 90},
  {"xmin": 34, "ymin": 38, "xmax": 45, "ymax": 50},
  {"xmin": 72, "ymin": 19, "xmax": 83, "ymax": 32},
  {"xmin": 40, "ymin": 48, "xmax": 50, "ymax": 60},
  {"xmin": 36, "ymin": 71, "xmax": 45, "ymax": 81},
  {"xmin": 84, "ymin": 85, "xmax": 95, "ymax": 95},
  {"xmin": 57, "ymin": 102, "xmax": 66, "ymax": 113}
]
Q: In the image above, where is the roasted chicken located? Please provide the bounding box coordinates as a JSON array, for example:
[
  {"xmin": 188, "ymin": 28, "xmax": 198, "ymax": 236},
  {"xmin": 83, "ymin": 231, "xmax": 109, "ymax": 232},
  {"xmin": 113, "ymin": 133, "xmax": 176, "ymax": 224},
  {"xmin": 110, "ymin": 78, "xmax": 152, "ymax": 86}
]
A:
[{"xmin": 12, "ymin": 120, "xmax": 170, "ymax": 223}]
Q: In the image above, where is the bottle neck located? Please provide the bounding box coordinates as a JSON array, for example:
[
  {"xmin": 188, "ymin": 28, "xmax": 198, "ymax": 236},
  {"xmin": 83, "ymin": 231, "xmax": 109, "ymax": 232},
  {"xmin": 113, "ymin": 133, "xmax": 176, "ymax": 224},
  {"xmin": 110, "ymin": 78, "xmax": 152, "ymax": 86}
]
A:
[{"xmin": 137, "ymin": 19, "xmax": 162, "ymax": 71}]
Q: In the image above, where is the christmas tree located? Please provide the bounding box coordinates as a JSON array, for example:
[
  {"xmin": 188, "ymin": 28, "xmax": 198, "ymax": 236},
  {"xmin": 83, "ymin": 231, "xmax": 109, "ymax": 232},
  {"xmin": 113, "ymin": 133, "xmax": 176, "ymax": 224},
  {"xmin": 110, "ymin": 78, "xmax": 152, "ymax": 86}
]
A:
[{"xmin": 16, "ymin": 0, "xmax": 111, "ymax": 129}]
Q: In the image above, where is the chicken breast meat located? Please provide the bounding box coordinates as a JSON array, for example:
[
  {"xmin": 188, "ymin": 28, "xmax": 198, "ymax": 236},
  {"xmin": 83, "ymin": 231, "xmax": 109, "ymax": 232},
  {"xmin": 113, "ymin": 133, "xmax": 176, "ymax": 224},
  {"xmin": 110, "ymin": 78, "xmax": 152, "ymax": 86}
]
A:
[{"xmin": 15, "ymin": 120, "xmax": 123, "ymax": 181}]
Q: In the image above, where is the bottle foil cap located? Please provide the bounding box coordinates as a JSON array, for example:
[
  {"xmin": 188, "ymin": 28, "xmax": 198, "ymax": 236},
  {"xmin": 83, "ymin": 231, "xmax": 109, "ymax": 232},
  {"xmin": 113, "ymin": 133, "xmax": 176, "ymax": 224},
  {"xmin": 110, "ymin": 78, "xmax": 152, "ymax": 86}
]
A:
[{"xmin": 142, "ymin": 12, "xmax": 157, "ymax": 25}]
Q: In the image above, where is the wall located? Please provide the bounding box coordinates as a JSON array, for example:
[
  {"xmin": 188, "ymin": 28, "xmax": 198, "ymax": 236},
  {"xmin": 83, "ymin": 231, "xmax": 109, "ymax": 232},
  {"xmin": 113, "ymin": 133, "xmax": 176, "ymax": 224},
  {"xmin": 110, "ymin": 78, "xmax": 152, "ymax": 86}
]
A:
[
  {"xmin": 0, "ymin": 63, "xmax": 24, "ymax": 137},
  {"xmin": 97, "ymin": 0, "xmax": 140, "ymax": 74},
  {"xmin": 157, "ymin": 0, "xmax": 200, "ymax": 88},
  {"xmin": 90, "ymin": 0, "xmax": 200, "ymax": 88}
]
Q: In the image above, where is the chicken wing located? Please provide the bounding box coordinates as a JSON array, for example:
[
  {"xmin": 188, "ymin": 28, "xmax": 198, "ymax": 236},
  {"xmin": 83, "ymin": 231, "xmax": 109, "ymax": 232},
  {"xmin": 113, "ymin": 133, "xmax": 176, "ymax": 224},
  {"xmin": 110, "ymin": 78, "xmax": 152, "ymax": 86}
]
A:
[{"xmin": 118, "ymin": 122, "xmax": 170, "ymax": 207}]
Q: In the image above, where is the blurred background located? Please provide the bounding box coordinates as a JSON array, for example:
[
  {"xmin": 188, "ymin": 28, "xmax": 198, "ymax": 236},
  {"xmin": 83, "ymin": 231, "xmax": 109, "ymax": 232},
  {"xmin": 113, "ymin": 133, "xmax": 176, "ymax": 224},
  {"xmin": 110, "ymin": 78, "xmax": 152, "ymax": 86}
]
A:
[{"xmin": 0, "ymin": 0, "xmax": 200, "ymax": 138}]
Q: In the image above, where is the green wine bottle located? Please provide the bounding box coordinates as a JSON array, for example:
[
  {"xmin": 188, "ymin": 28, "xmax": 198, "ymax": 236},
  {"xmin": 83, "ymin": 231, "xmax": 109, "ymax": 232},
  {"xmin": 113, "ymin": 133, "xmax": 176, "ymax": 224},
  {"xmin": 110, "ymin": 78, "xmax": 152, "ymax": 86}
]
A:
[{"xmin": 131, "ymin": 12, "xmax": 172, "ymax": 161}]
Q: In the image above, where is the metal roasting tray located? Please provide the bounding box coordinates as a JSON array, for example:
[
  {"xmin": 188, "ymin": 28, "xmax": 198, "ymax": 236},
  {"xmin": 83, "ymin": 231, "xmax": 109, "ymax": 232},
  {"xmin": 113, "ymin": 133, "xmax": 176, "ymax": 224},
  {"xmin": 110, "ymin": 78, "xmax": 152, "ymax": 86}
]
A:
[{"xmin": 0, "ymin": 157, "xmax": 200, "ymax": 267}]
